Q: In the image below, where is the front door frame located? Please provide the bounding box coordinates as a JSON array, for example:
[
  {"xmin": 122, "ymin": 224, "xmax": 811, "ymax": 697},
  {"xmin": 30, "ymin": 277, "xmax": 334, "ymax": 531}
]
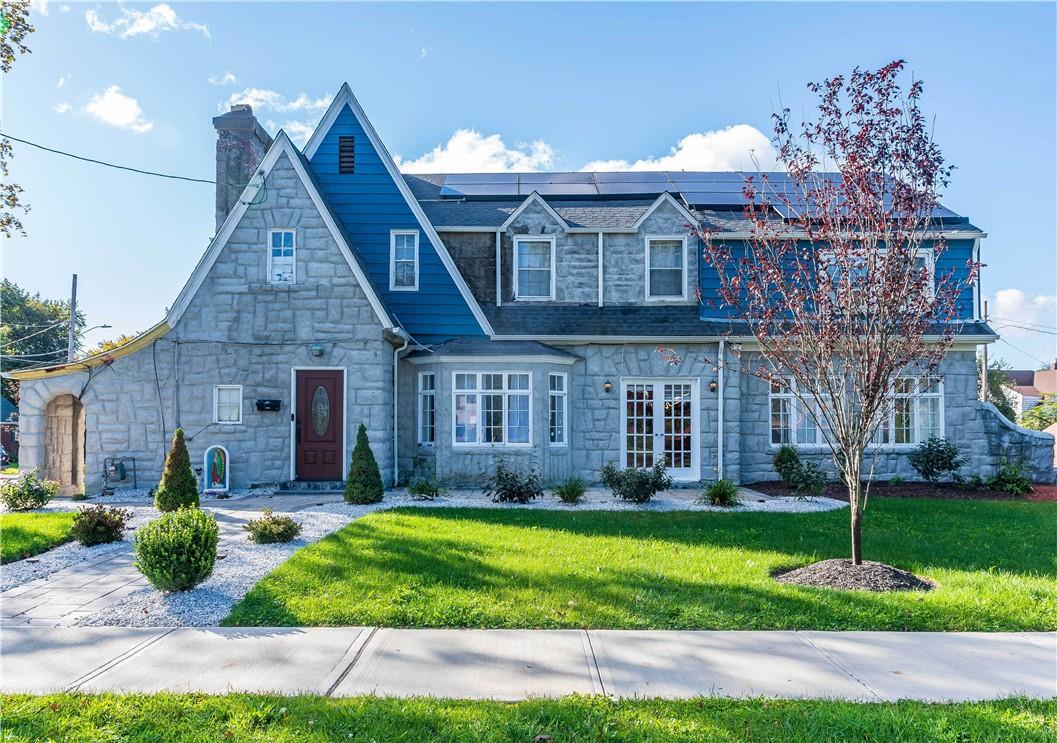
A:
[
  {"xmin": 619, "ymin": 377, "xmax": 700, "ymax": 482},
  {"xmin": 289, "ymin": 367, "xmax": 347, "ymax": 481}
]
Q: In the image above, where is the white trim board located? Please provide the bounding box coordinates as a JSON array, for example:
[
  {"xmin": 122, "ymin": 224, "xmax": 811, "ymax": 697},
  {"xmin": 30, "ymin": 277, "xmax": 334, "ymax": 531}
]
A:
[
  {"xmin": 302, "ymin": 83, "xmax": 495, "ymax": 335},
  {"xmin": 407, "ymin": 353, "xmax": 579, "ymax": 365},
  {"xmin": 165, "ymin": 131, "xmax": 393, "ymax": 330},
  {"xmin": 499, "ymin": 192, "xmax": 571, "ymax": 231}
]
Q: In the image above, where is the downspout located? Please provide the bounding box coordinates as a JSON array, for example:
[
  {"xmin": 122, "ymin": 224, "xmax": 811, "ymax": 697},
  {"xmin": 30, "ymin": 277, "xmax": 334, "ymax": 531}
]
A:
[
  {"xmin": 717, "ymin": 339, "xmax": 725, "ymax": 481},
  {"xmin": 392, "ymin": 328, "xmax": 411, "ymax": 486},
  {"xmin": 495, "ymin": 230, "xmax": 502, "ymax": 307},
  {"xmin": 597, "ymin": 231, "xmax": 604, "ymax": 307}
]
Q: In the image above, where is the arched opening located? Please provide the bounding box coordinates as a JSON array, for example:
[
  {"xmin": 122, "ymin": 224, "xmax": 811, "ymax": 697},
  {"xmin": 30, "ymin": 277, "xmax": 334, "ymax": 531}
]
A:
[{"xmin": 45, "ymin": 394, "xmax": 85, "ymax": 495}]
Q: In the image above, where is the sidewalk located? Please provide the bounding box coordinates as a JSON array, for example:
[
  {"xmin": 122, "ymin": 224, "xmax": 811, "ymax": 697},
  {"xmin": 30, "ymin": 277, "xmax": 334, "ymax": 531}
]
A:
[{"xmin": 2, "ymin": 627, "xmax": 1053, "ymax": 701}]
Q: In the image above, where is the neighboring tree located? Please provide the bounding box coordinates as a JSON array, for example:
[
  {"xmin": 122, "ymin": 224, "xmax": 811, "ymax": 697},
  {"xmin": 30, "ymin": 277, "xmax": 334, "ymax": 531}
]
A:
[
  {"xmin": 1022, "ymin": 396, "xmax": 1057, "ymax": 431},
  {"xmin": 154, "ymin": 428, "xmax": 200, "ymax": 511},
  {"xmin": 0, "ymin": 279, "xmax": 85, "ymax": 404},
  {"xmin": 977, "ymin": 356, "xmax": 1016, "ymax": 422},
  {"xmin": 88, "ymin": 332, "xmax": 141, "ymax": 356},
  {"xmin": 1, "ymin": 1, "xmax": 34, "ymax": 238},
  {"xmin": 699, "ymin": 61, "xmax": 976, "ymax": 564},
  {"xmin": 344, "ymin": 422, "xmax": 383, "ymax": 504}
]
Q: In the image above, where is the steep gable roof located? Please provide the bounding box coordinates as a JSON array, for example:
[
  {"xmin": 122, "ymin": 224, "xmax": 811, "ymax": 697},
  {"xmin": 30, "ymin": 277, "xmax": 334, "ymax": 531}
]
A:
[
  {"xmin": 303, "ymin": 84, "xmax": 494, "ymax": 337},
  {"xmin": 166, "ymin": 131, "xmax": 394, "ymax": 330}
]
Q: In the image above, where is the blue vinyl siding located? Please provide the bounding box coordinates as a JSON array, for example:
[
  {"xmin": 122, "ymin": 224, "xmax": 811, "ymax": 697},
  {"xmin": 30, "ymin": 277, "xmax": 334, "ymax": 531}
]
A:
[
  {"xmin": 700, "ymin": 238, "xmax": 978, "ymax": 320},
  {"xmin": 309, "ymin": 106, "xmax": 484, "ymax": 343}
]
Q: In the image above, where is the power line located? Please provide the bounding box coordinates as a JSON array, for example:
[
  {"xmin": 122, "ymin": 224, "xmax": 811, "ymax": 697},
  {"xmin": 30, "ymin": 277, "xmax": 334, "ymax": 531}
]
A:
[
  {"xmin": 996, "ymin": 337, "xmax": 1051, "ymax": 367},
  {"xmin": 993, "ymin": 323, "xmax": 1057, "ymax": 336},
  {"xmin": 1, "ymin": 320, "xmax": 68, "ymax": 345},
  {"xmin": 0, "ymin": 132, "xmax": 215, "ymax": 184},
  {"xmin": 992, "ymin": 316, "xmax": 1057, "ymax": 332}
]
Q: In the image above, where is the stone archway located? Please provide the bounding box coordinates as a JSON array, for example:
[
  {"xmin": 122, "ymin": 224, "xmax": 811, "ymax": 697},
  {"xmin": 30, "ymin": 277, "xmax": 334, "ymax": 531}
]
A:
[{"xmin": 45, "ymin": 394, "xmax": 85, "ymax": 494}]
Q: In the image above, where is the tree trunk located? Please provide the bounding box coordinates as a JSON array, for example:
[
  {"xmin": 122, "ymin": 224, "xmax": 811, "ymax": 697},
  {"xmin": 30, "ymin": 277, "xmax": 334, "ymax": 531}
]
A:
[
  {"xmin": 845, "ymin": 448, "xmax": 864, "ymax": 565},
  {"xmin": 851, "ymin": 506, "xmax": 863, "ymax": 565}
]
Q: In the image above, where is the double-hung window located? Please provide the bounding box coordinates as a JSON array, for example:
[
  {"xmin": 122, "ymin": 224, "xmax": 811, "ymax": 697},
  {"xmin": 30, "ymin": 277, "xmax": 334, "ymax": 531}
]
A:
[
  {"xmin": 213, "ymin": 385, "xmax": 243, "ymax": 424},
  {"xmin": 418, "ymin": 373, "xmax": 435, "ymax": 445},
  {"xmin": 646, "ymin": 236, "xmax": 687, "ymax": 300},
  {"xmin": 453, "ymin": 372, "xmax": 531, "ymax": 446},
  {"xmin": 268, "ymin": 229, "xmax": 296, "ymax": 285},
  {"xmin": 769, "ymin": 377, "xmax": 819, "ymax": 446},
  {"xmin": 390, "ymin": 230, "xmax": 419, "ymax": 291},
  {"xmin": 513, "ymin": 237, "xmax": 555, "ymax": 300},
  {"xmin": 548, "ymin": 372, "xmax": 567, "ymax": 446},
  {"xmin": 874, "ymin": 377, "xmax": 943, "ymax": 445}
]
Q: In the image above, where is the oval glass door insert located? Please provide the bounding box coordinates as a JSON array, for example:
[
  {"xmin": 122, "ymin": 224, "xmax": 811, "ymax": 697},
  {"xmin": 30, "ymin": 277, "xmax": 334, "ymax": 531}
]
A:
[{"xmin": 310, "ymin": 386, "xmax": 330, "ymax": 436}]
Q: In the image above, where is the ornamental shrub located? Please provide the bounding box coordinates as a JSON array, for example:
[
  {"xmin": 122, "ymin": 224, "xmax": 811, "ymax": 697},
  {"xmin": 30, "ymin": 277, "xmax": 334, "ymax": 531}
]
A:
[
  {"xmin": 553, "ymin": 475, "xmax": 588, "ymax": 504},
  {"xmin": 154, "ymin": 428, "xmax": 199, "ymax": 512},
  {"xmin": 791, "ymin": 461, "xmax": 828, "ymax": 498},
  {"xmin": 773, "ymin": 445, "xmax": 802, "ymax": 487},
  {"xmin": 701, "ymin": 479, "xmax": 740, "ymax": 507},
  {"xmin": 407, "ymin": 477, "xmax": 443, "ymax": 501},
  {"xmin": 344, "ymin": 423, "xmax": 384, "ymax": 504},
  {"xmin": 244, "ymin": 508, "xmax": 302, "ymax": 544},
  {"xmin": 484, "ymin": 459, "xmax": 543, "ymax": 504},
  {"xmin": 908, "ymin": 437, "xmax": 965, "ymax": 483},
  {"xmin": 72, "ymin": 505, "xmax": 132, "ymax": 546},
  {"xmin": 987, "ymin": 461, "xmax": 1034, "ymax": 495},
  {"xmin": 600, "ymin": 462, "xmax": 673, "ymax": 504},
  {"xmin": 134, "ymin": 508, "xmax": 218, "ymax": 592},
  {"xmin": 0, "ymin": 469, "xmax": 58, "ymax": 511}
]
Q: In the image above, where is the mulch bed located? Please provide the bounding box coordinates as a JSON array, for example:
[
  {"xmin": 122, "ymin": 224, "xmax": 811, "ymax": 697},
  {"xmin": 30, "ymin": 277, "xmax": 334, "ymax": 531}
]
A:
[
  {"xmin": 774, "ymin": 559, "xmax": 935, "ymax": 592},
  {"xmin": 749, "ymin": 480, "xmax": 1056, "ymax": 502}
]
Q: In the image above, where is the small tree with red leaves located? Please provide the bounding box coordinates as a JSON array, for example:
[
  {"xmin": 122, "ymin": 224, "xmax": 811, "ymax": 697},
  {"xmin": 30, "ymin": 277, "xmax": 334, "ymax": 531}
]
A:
[{"xmin": 699, "ymin": 61, "xmax": 977, "ymax": 564}]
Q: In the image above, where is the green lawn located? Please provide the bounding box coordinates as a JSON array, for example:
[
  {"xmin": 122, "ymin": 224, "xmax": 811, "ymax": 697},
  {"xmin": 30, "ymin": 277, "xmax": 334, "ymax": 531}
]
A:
[
  {"xmin": 2, "ymin": 694, "xmax": 1053, "ymax": 743},
  {"xmin": 223, "ymin": 498, "xmax": 1057, "ymax": 631},
  {"xmin": 0, "ymin": 511, "xmax": 76, "ymax": 564}
]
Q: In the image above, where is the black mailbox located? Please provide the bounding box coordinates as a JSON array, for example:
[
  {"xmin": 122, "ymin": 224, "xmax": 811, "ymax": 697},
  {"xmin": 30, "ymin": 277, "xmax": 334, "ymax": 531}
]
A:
[{"xmin": 256, "ymin": 399, "xmax": 282, "ymax": 412}]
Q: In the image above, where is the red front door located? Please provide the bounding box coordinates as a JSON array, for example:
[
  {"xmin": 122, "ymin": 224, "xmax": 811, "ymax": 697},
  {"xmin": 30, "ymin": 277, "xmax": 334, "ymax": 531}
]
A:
[{"xmin": 295, "ymin": 369, "xmax": 344, "ymax": 480}]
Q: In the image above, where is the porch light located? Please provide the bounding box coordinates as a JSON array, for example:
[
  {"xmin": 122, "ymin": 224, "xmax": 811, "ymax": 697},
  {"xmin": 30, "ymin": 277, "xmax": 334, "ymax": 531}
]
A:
[
  {"xmin": 309, "ymin": 343, "xmax": 325, "ymax": 358},
  {"xmin": 709, "ymin": 380, "xmax": 718, "ymax": 393},
  {"xmin": 603, "ymin": 380, "xmax": 613, "ymax": 393}
]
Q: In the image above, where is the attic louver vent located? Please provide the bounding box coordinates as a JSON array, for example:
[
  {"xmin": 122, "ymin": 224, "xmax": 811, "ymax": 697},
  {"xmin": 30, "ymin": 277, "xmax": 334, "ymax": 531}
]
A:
[{"xmin": 338, "ymin": 136, "xmax": 355, "ymax": 174}]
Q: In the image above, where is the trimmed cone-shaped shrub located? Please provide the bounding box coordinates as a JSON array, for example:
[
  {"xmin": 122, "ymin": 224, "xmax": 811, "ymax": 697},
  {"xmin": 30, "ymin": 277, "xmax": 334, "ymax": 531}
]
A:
[
  {"xmin": 134, "ymin": 508, "xmax": 218, "ymax": 591},
  {"xmin": 154, "ymin": 428, "xmax": 199, "ymax": 512},
  {"xmin": 344, "ymin": 423, "xmax": 384, "ymax": 504}
]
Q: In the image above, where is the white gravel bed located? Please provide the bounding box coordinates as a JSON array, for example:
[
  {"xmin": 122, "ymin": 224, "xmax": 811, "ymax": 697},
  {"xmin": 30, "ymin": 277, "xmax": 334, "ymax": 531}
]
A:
[
  {"xmin": 0, "ymin": 506, "xmax": 157, "ymax": 592},
  {"xmin": 85, "ymin": 486, "xmax": 271, "ymax": 505}
]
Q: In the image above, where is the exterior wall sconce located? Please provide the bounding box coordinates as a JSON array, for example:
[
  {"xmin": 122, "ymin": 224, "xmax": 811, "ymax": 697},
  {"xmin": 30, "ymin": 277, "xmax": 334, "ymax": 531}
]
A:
[
  {"xmin": 309, "ymin": 343, "xmax": 325, "ymax": 358},
  {"xmin": 708, "ymin": 380, "xmax": 719, "ymax": 393},
  {"xmin": 603, "ymin": 380, "xmax": 613, "ymax": 393}
]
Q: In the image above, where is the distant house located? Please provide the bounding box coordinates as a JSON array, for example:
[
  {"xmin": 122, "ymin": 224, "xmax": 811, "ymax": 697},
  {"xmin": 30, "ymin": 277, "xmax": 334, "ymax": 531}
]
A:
[
  {"xmin": 0, "ymin": 396, "xmax": 17, "ymax": 460},
  {"xmin": 5, "ymin": 84, "xmax": 1054, "ymax": 494},
  {"xmin": 1003, "ymin": 364, "xmax": 1057, "ymax": 421}
]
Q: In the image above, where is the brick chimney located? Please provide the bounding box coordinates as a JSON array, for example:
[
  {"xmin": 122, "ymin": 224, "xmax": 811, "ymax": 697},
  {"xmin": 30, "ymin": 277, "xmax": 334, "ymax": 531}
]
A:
[{"xmin": 212, "ymin": 104, "xmax": 273, "ymax": 231}]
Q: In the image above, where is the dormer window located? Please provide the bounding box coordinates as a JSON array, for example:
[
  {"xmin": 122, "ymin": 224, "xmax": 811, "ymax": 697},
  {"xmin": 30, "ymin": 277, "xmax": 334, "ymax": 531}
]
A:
[
  {"xmin": 646, "ymin": 236, "xmax": 687, "ymax": 300},
  {"xmin": 513, "ymin": 236, "xmax": 555, "ymax": 301},
  {"xmin": 268, "ymin": 229, "xmax": 296, "ymax": 284}
]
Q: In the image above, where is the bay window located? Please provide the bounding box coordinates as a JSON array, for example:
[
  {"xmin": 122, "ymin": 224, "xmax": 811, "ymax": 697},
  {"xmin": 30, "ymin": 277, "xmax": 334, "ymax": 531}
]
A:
[
  {"xmin": 549, "ymin": 372, "xmax": 567, "ymax": 445},
  {"xmin": 454, "ymin": 372, "xmax": 531, "ymax": 446},
  {"xmin": 874, "ymin": 377, "xmax": 943, "ymax": 445},
  {"xmin": 769, "ymin": 378, "xmax": 819, "ymax": 446}
]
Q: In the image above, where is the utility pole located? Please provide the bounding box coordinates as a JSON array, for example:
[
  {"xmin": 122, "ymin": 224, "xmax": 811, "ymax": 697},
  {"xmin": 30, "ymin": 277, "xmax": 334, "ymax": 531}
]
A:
[
  {"xmin": 981, "ymin": 299, "xmax": 989, "ymax": 401},
  {"xmin": 67, "ymin": 273, "xmax": 77, "ymax": 363}
]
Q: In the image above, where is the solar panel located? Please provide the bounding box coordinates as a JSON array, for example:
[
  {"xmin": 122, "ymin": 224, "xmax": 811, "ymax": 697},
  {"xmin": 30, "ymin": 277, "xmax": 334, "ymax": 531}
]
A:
[
  {"xmin": 520, "ymin": 172, "xmax": 593, "ymax": 184},
  {"xmin": 523, "ymin": 183, "xmax": 598, "ymax": 196},
  {"xmin": 439, "ymin": 183, "xmax": 520, "ymax": 197},
  {"xmin": 680, "ymin": 192, "xmax": 750, "ymax": 207},
  {"xmin": 670, "ymin": 180, "xmax": 747, "ymax": 194},
  {"xmin": 596, "ymin": 182, "xmax": 670, "ymax": 195},
  {"xmin": 442, "ymin": 173, "xmax": 518, "ymax": 184},
  {"xmin": 593, "ymin": 171, "xmax": 669, "ymax": 184}
]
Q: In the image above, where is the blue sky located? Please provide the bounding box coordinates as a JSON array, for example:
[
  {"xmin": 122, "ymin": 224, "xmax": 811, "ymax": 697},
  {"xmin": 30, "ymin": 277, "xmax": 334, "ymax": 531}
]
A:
[{"xmin": 4, "ymin": 1, "xmax": 1055, "ymax": 368}]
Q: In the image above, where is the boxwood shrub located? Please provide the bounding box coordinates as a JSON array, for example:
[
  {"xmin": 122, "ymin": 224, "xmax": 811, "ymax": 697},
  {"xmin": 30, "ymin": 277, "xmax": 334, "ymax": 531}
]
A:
[
  {"xmin": 0, "ymin": 469, "xmax": 59, "ymax": 511},
  {"xmin": 134, "ymin": 508, "xmax": 218, "ymax": 592},
  {"xmin": 72, "ymin": 505, "xmax": 132, "ymax": 546}
]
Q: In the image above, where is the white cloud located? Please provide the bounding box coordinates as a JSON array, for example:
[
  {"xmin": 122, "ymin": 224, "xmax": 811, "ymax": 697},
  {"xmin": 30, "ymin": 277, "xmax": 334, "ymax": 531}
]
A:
[
  {"xmin": 209, "ymin": 71, "xmax": 238, "ymax": 86},
  {"xmin": 581, "ymin": 124, "xmax": 777, "ymax": 172},
  {"xmin": 85, "ymin": 4, "xmax": 209, "ymax": 40},
  {"xmin": 395, "ymin": 129, "xmax": 556, "ymax": 173},
  {"xmin": 265, "ymin": 119, "xmax": 315, "ymax": 146},
  {"xmin": 223, "ymin": 88, "xmax": 331, "ymax": 115},
  {"xmin": 56, "ymin": 74, "xmax": 70, "ymax": 88},
  {"xmin": 419, "ymin": 47, "xmax": 431, "ymax": 59},
  {"xmin": 30, "ymin": 0, "xmax": 48, "ymax": 17},
  {"xmin": 84, "ymin": 85, "xmax": 153, "ymax": 133},
  {"xmin": 60, "ymin": 4, "xmax": 70, "ymax": 12},
  {"xmin": 991, "ymin": 289, "xmax": 1057, "ymax": 340},
  {"xmin": 53, "ymin": 101, "xmax": 71, "ymax": 114}
]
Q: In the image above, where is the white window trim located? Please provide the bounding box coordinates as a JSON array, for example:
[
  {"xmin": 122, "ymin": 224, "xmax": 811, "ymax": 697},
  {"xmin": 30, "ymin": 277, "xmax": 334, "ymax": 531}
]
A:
[
  {"xmin": 213, "ymin": 384, "xmax": 243, "ymax": 425},
  {"xmin": 389, "ymin": 229, "xmax": 420, "ymax": 291},
  {"xmin": 768, "ymin": 377, "xmax": 820, "ymax": 448},
  {"xmin": 451, "ymin": 370, "xmax": 533, "ymax": 448},
  {"xmin": 417, "ymin": 371, "xmax": 435, "ymax": 446},
  {"xmin": 645, "ymin": 235, "xmax": 688, "ymax": 301},
  {"xmin": 819, "ymin": 246, "xmax": 936, "ymax": 299},
  {"xmin": 512, "ymin": 235, "xmax": 556, "ymax": 301},
  {"xmin": 548, "ymin": 371, "xmax": 568, "ymax": 447},
  {"xmin": 267, "ymin": 228, "xmax": 296, "ymax": 285}
]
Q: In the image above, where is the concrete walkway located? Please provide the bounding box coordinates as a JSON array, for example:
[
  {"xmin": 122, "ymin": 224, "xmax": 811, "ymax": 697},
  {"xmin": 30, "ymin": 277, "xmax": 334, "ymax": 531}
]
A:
[
  {"xmin": 0, "ymin": 493, "xmax": 346, "ymax": 627},
  {"xmin": 2, "ymin": 627, "xmax": 1053, "ymax": 701}
]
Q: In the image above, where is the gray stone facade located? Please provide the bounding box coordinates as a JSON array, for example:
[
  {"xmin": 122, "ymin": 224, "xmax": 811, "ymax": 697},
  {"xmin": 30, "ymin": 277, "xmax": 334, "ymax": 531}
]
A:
[{"xmin": 17, "ymin": 154, "xmax": 396, "ymax": 493}]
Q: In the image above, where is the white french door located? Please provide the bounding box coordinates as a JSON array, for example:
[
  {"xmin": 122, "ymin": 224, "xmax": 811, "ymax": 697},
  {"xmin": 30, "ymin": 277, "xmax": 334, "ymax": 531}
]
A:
[{"xmin": 621, "ymin": 378, "xmax": 699, "ymax": 481}]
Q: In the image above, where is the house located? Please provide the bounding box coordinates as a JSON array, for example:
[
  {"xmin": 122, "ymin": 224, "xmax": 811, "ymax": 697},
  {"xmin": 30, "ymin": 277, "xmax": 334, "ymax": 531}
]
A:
[
  {"xmin": 0, "ymin": 396, "xmax": 17, "ymax": 460},
  {"xmin": 1003, "ymin": 364, "xmax": 1057, "ymax": 421},
  {"xmin": 8, "ymin": 84, "xmax": 1055, "ymax": 494}
]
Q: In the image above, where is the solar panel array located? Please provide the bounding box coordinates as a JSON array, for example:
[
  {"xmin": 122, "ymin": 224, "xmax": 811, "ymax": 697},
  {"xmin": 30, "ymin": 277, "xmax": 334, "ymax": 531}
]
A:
[{"xmin": 435, "ymin": 171, "xmax": 961, "ymax": 218}]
